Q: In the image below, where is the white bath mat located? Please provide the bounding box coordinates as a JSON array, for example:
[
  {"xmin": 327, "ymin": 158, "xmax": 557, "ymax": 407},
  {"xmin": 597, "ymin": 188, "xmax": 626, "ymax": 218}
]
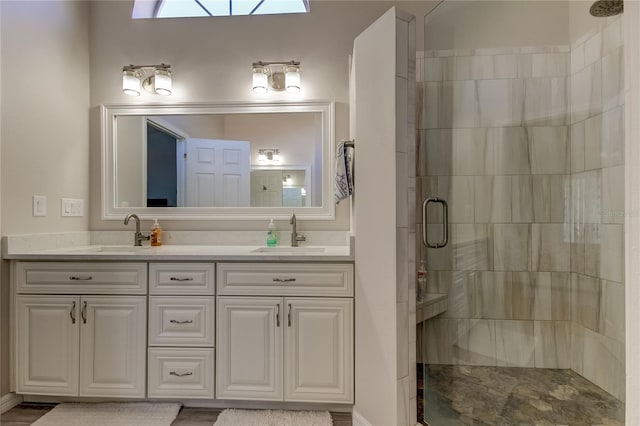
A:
[
  {"xmin": 32, "ymin": 402, "xmax": 182, "ymax": 426},
  {"xmin": 213, "ymin": 408, "xmax": 333, "ymax": 426}
]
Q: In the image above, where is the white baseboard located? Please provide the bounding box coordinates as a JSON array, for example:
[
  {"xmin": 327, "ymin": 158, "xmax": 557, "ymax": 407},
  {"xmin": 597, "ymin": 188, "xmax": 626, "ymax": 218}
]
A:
[
  {"xmin": 352, "ymin": 408, "xmax": 373, "ymax": 426},
  {"xmin": 1, "ymin": 392, "xmax": 23, "ymax": 413}
]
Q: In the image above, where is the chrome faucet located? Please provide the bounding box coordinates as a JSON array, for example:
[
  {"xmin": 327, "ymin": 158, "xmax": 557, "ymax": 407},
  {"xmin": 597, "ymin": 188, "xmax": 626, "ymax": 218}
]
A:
[
  {"xmin": 124, "ymin": 214, "xmax": 150, "ymax": 246},
  {"xmin": 290, "ymin": 213, "xmax": 306, "ymax": 247}
]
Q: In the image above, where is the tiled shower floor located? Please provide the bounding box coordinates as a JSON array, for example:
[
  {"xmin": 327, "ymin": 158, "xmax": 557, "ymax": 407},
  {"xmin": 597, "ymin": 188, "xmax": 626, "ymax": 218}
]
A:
[{"xmin": 419, "ymin": 364, "xmax": 624, "ymax": 426}]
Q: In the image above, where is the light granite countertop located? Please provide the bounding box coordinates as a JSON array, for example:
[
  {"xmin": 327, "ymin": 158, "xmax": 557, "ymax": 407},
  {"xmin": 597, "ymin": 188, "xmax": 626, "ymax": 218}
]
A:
[{"xmin": 3, "ymin": 244, "xmax": 353, "ymax": 262}]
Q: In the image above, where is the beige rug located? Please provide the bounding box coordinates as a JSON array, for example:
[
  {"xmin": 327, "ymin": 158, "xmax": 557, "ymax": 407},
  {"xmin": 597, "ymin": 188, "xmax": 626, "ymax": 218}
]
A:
[
  {"xmin": 213, "ymin": 409, "xmax": 333, "ymax": 426},
  {"xmin": 32, "ymin": 402, "xmax": 182, "ymax": 426}
]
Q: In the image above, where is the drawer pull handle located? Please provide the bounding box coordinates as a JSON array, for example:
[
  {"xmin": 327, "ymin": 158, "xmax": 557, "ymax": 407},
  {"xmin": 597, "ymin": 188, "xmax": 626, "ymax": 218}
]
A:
[
  {"xmin": 276, "ymin": 304, "xmax": 280, "ymax": 327},
  {"xmin": 81, "ymin": 301, "xmax": 87, "ymax": 324},
  {"xmin": 170, "ymin": 277, "xmax": 194, "ymax": 282},
  {"xmin": 70, "ymin": 276, "xmax": 93, "ymax": 281},
  {"xmin": 287, "ymin": 304, "xmax": 292, "ymax": 327},
  {"xmin": 169, "ymin": 319, "xmax": 193, "ymax": 324},
  {"xmin": 169, "ymin": 371, "xmax": 193, "ymax": 377},
  {"xmin": 272, "ymin": 278, "xmax": 296, "ymax": 283},
  {"xmin": 70, "ymin": 301, "xmax": 76, "ymax": 324}
]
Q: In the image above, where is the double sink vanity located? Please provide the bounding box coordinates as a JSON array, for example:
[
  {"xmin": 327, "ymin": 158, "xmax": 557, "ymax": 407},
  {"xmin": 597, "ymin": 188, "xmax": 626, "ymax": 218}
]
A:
[
  {"xmin": 6, "ymin": 100, "xmax": 354, "ymax": 408},
  {"xmin": 6, "ymin": 240, "xmax": 354, "ymax": 407}
]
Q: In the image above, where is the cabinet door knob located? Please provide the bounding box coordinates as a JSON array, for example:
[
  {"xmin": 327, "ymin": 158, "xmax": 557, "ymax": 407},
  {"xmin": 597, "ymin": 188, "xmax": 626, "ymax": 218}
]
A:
[
  {"xmin": 276, "ymin": 303, "xmax": 280, "ymax": 327},
  {"xmin": 169, "ymin": 319, "xmax": 193, "ymax": 324},
  {"xmin": 170, "ymin": 277, "xmax": 194, "ymax": 282},
  {"xmin": 169, "ymin": 371, "xmax": 193, "ymax": 377},
  {"xmin": 287, "ymin": 304, "xmax": 292, "ymax": 327}
]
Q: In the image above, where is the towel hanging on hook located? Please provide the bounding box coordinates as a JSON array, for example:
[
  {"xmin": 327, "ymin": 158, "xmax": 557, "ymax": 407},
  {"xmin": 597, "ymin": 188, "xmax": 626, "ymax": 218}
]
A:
[{"xmin": 335, "ymin": 139, "xmax": 355, "ymax": 204}]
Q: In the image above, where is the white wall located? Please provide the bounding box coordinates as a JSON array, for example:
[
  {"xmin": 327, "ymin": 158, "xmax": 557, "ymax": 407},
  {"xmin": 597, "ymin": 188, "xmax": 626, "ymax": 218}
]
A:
[
  {"xmin": 88, "ymin": 0, "xmax": 438, "ymax": 231},
  {"xmin": 0, "ymin": 0, "xmax": 90, "ymax": 398},
  {"xmin": 352, "ymin": 8, "xmax": 416, "ymax": 425},
  {"xmin": 424, "ymin": 0, "xmax": 570, "ymax": 51},
  {"xmin": 1, "ymin": 1, "xmax": 90, "ymax": 234}
]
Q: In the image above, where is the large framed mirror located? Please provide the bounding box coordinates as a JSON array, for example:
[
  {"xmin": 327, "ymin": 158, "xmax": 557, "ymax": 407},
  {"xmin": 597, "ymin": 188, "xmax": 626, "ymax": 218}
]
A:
[{"xmin": 101, "ymin": 101, "xmax": 334, "ymax": 220}]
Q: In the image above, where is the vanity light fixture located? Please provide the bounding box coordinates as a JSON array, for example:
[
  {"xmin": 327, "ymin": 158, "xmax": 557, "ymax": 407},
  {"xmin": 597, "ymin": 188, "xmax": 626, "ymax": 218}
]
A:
[
  {"xmin": 258, "ymin": 149, "xmax": 281, "ymax": 164},
  {"xmin": 122, "ymin": 64, "xmax": 172, "ymax": 96},
  {"xmin": 252, "ymin": 61, "xmax": 301, "ymax": 94}
]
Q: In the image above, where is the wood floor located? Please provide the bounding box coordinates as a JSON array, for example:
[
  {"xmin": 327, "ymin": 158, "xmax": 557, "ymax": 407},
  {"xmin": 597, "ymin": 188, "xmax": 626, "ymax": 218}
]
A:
[{"xmin": 1, "ymin": 403, "xmax": 353, "ymax": 426}]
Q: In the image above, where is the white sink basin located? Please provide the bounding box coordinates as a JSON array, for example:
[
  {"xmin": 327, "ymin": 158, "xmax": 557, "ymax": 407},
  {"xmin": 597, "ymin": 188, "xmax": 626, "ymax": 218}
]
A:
[
  {"xmin": 72, "ymin": 245, "xmax": 153, "ymax": 254},
  {"xmin": 251, "ymin": 247, "xmax": 326, "ymax": 254}
]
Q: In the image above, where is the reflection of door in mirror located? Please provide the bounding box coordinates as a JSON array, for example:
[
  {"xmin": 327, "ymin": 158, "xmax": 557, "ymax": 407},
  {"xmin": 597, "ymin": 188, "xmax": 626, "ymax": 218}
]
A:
[
  {"xmin": 145, "ymin": 120, "xmax": 251, "ymax": 208},
  {"xmin": 184, "ymin": 139, "xmax": 250, "ymax": 207}
]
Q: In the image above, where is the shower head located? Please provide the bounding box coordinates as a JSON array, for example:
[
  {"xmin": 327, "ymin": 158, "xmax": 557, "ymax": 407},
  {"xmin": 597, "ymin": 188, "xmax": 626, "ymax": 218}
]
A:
[{"xmin": 589, "ymin": 0, "xmax": 623, "ymax": 17}]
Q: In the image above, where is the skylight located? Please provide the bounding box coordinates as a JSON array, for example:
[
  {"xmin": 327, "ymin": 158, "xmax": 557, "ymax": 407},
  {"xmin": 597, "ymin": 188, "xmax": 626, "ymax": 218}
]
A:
[{"xmin": 132, "ymin": 0, "xmax": 310, "ymax": 19}]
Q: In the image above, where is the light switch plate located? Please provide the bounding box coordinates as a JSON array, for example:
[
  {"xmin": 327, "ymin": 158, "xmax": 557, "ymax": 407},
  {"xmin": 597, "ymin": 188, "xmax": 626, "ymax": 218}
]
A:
[
  {"xmin": 32, "ymin": 195, "xmax": 47, "ymax": 217},
  {"xmin": 61, "ymin": 198, "xmax": 84, "ymax": 217}
]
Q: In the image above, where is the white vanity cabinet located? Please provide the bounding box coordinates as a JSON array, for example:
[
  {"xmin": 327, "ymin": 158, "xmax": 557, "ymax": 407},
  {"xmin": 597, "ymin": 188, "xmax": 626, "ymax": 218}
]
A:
[
  {"xmin": 13, "ymin": 263, "xmax": 147, "ymax": 397},
  {"xmin": 216, "ymin": 263, "xmax": 354, "ymax": 404},
  {"xmin": 147, "ymin": 263, "xmax": 215, "ymax": 399}
]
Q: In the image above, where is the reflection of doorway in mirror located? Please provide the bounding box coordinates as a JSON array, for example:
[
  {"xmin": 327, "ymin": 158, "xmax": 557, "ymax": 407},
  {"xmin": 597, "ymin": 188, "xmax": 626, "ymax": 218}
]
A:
[
  {"xmin": 250, "ymin": 168, "xmax": 308, "ymax": 207},
  {"xmin": 147, "ymin": 124, "xmax": 178, "ymax": 207},
  {"xmin": 282, "ymin": 169, "xmax": 306, "ymax": 207},
  {"xmin": 251, "ymin": 170, "xmax": 283, "ymax": 207}
]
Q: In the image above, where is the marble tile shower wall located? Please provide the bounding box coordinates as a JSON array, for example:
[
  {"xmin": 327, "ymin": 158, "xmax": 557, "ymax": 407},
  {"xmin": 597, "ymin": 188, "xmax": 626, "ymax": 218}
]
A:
[
  {"xmin": 417, "ymin": 16, "xmax": 624, "ymax": 401},
  {"xmin": 569, "ymin": 17, "xmax": 625, "ymax": 401}
]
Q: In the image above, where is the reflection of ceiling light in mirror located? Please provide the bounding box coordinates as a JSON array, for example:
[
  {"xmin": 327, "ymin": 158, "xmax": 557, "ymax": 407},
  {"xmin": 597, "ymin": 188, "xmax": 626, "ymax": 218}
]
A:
[
  {"xmin": 252, "ymin": 61, "xmax": 300, "ymax": 94},
  {"xmin": 123, "ymin": 64, "xmax": 172, "ymax": 96},
  {"xmin": 300, "ymin": 188, "xmax": 306, "ymax": 195}
]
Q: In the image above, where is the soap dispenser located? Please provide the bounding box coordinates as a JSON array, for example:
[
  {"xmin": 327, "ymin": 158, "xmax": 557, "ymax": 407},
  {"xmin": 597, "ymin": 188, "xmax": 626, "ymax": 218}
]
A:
[
  {"xmin": 267, "ymin": 219, "xmax": 278, "ymax": 247},
  {"xmin": 151, "ymin": 219, "xmax": 163, "ymax": 246}
]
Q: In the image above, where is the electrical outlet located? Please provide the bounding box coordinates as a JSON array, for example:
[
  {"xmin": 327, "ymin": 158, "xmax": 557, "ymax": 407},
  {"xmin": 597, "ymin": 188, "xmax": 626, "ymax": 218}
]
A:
[
  {"xmin": 61, "ymin": 198, "xmax": 84, "ymax": 217},
  {"xmin": 32, "ymin": 195, "xmax": 47, "ymax": 217}
]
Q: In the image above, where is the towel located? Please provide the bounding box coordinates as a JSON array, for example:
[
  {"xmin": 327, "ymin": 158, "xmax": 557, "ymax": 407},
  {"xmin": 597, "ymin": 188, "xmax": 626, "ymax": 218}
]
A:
[{"xmin": 334, "ymin": 141, "xmax": 354, "ymax": 204}]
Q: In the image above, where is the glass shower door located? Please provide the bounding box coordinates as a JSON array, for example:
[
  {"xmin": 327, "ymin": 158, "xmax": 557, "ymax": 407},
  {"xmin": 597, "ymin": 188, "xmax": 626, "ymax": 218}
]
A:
[{"xmin": 417, "ymin": 1, "xmax": 625, "ymax": 424}]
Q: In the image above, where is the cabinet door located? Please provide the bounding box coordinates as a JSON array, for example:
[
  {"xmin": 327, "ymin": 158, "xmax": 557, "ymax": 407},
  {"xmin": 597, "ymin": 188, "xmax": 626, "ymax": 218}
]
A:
[
  {"xmin": 285, "ymin": 298, "xmax": 354, "ymax": 403},
  {"xmin": 79, "ymin": 296, "xmax": 146, "ymax": 397},
  {"xmin": 216, "ymin": 297, "xmax": 283, "ymax": 400},
  {"xmin": 15, "ymin": 296, "xmax": 80, "ymax": 396}
]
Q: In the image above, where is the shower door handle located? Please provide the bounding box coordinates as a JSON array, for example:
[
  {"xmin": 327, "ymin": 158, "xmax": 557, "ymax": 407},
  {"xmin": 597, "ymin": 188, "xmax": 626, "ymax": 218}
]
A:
[{"xmin": 422, "ymin": 197, "xmax": 448, "ymax": 249}]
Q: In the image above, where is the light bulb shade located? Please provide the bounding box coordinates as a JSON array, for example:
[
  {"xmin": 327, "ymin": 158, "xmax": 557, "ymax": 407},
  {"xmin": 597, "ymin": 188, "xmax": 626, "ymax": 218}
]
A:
[
  {"xmin": 272, "ymin": 150, "xmax": 281, "ymax": 163},
  {"xmin": 122, "ymin": 70, "xmax": 141, "ymax": 96},
  {"xmin": 258, "ymin": 151, "xmax": 267, "ymax": 163},
  {"xmin": 154, "ymin": 69, "xmax": 172, "ymax": 95},
  {"xmin": 285, "ymin": 66, "xmax": 301, "ymax": 93},
  {"xmin": 252, "ymin": 67, "xmax": 268, "ymax": 93}
]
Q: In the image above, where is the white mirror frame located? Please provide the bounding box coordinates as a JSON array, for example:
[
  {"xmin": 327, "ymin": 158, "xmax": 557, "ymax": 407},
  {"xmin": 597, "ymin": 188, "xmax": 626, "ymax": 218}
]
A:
[{"xmin": 101, "ymin": 101, "xmax": 335, "ymax": 220}]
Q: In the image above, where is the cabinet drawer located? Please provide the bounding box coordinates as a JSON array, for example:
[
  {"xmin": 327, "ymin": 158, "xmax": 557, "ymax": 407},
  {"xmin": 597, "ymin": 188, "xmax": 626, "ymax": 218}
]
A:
[
  {"xmin": 217, "ymin": 263, "xmax": 353, "ymax": 297},
  {"xmin": 15, "ymin": 262, "xmax": 147, "ymax": 294},
  {"xmin": 148, "ymin": 348, "xmax": 214, "ymax": 399},
  {"xmin": 149, "ymin": 297, "xmax": 215, "ymax": 346},
  {"xmin": 149, "ymin": 263, "xmax": 215, "ymax": 295}
]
